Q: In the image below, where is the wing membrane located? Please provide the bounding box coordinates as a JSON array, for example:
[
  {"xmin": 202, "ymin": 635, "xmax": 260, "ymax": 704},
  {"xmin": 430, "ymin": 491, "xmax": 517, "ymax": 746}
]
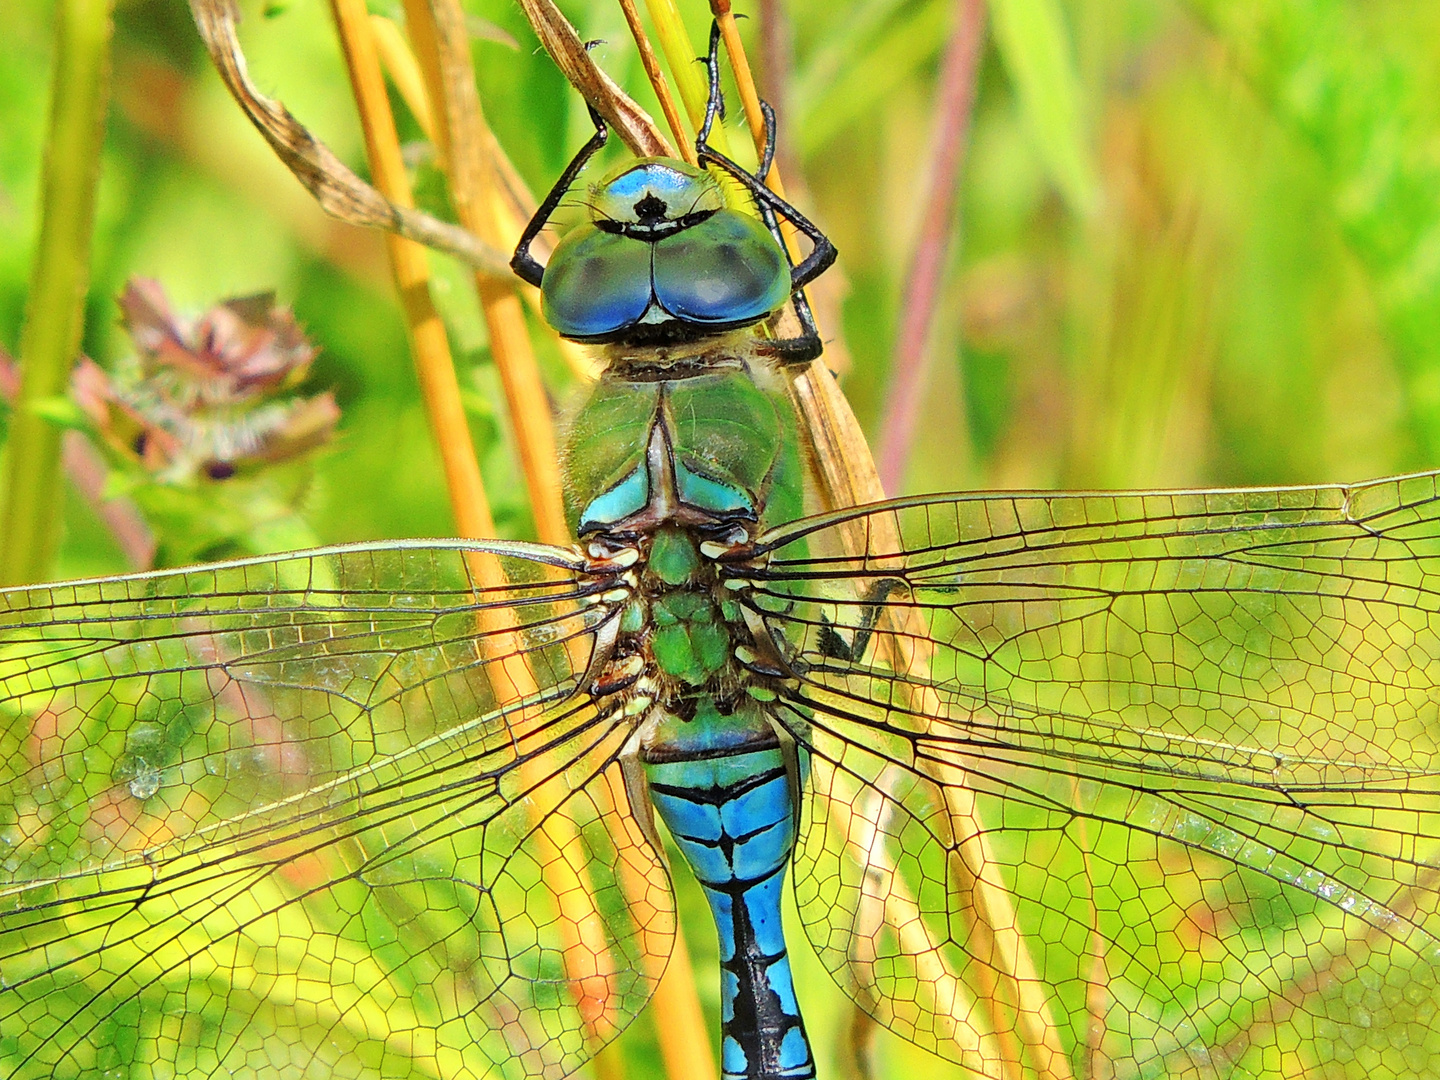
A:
[
  {"xmin": 749, "ymin": 472, "xmax": 1440, "ymax": 1079},
  {"xmin": 0, "ymin": 540, "xmax": 669, "ymax": 1080}
]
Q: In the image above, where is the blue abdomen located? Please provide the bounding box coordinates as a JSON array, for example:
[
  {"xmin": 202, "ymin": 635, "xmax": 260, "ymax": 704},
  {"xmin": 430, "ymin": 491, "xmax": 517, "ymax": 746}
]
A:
[{"xmin": 644, "ymin": 717, "xmax": 815, "ymax": 1080}]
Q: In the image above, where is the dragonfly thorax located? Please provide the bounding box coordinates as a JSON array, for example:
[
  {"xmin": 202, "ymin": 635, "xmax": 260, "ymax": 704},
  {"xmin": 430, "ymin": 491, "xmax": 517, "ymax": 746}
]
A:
[{"xmin": 567, "ymin": 368, "xmax": 801, "ymax": 725}]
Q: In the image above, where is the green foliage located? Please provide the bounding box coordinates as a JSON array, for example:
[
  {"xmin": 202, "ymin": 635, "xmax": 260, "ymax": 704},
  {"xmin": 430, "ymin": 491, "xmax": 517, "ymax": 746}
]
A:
[{"xmin": 989, "ymin": 0, "xmax": 1097, "ymax": 214}]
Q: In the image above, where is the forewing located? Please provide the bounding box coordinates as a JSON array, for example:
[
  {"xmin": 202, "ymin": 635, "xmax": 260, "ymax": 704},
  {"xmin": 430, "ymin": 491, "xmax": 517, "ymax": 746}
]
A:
[
  {"xmin": 0, "ymin": 540, "xmax": 672, "ymax": 1080},
  {"xmin": 748, "ymin": 472, "xmax": 1440, "ymax": 1079}
]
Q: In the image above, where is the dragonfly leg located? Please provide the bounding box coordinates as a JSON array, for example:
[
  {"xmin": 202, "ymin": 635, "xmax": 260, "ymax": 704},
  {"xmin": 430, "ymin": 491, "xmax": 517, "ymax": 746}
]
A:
[
  {"xmin": 511, "ymin": 105, "xmax": 610, "ymax": 287},
  {"xmin": 697, "ymin": 21, "xmax": 728, "ymax": 150},
  {"xmin": 695, "ymin": 23, "xmax": 836, "ymax": 364},
  {"xmin": 816, "ymin": 578, "xmax": 907, "ymax": 662},
  {"xmin": 696, "ymin": 145, "xmax": 836, "ymax": 290}
]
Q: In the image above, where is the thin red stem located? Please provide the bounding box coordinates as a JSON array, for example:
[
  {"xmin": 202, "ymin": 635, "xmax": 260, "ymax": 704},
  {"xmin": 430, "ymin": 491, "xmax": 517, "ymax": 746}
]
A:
[{"xmin": 874, "ymin": 0, "xmax": 986, "ymax": 495}]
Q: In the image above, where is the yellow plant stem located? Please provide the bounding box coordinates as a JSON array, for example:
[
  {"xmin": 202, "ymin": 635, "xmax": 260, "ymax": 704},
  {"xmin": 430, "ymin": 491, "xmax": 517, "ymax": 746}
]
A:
[
  {"xmin": 648, "ymin": 927, "xmax": 716, "ymax": 1080},
  {"xmin": 361, "ymin": 26, "xmax": 598, "ymax": 384},
  {"xmin": 617, "ymin": 0, "xmax": 695, "ymax": 163},
  {"xmin": 329, "ymin": 0, "xmax": 493, "ymax": 540},
  {"xmin": 0, "ymin": 0, "xmax": 116, "ymax": 586},
  {"xmin": 368, "ymin": 15, "xmax": 435, "ymax": 144},
  {"xmin": 402, "ymin": 0, "xmax": 568, "ymax": 548}
]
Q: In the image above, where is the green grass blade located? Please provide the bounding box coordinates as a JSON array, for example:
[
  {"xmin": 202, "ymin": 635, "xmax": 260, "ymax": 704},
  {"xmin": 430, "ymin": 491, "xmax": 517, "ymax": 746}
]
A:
[
  {"xmin": 0, "ymin": 0, "xmax": 115, "ymax": 586},
  {"xmin": 988, "ymin": 0, "xmax": 1098, "ymax": 215}
]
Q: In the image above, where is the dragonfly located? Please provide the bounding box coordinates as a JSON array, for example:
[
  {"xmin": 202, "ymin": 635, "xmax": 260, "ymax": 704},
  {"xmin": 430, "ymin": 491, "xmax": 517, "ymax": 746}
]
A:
[{"xmin": 4, "ymin": 23, "xmax": 1440, "ymax": 1080}]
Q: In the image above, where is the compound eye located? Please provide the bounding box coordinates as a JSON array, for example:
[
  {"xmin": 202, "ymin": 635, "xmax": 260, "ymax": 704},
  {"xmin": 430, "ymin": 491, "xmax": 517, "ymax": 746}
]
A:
[
  {"xmin": 541, "ymin": 224, "xmax": 654, "ymax": 339},
  {"xmin": 653, "ymin": 210, "xmax": 791, "ymax": 326}
]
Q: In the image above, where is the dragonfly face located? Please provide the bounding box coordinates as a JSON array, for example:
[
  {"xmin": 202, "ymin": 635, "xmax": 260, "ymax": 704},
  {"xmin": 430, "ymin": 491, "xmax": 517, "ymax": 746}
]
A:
[
  {"xmin": 539, "ymin": 158, "xmax": 793, "ymax": 345},
  {"xmin": 5, "ymin": 18, "xmax": 1440, "ymax": 1080}
]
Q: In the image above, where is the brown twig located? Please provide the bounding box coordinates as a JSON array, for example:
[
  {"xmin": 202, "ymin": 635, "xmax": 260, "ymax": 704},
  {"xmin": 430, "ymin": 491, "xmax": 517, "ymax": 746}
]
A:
[
  {"xmin": 873, "ymin": 0, "xmax": 986, "ymax": 495},
  {"xmin": 616, "ymin": 0, "xmax": 694, "ymax": 162},
  {"xmin": 187, "ymin": 0, "xmax": 509, "ymax": 278},
  {"xmin": 512, "ymin": 0, "xmax": 672, "ymax": 157},
  {"xmin": 328, "ymin": 0, "xmax": 494, "ymax": 540}
]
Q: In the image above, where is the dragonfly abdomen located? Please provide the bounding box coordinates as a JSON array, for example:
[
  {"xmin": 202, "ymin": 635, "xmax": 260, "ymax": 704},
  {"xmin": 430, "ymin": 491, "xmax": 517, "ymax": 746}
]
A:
[{"xmin": 643, "ymin": 704, "xmax": 815, "ymax": 1080}]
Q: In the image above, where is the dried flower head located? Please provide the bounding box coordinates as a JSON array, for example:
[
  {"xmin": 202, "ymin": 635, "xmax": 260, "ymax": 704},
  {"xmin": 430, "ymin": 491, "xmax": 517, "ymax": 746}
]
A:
[{"xmin": 80, "ymin": 278, "xmax": 339, "ymax": 480}]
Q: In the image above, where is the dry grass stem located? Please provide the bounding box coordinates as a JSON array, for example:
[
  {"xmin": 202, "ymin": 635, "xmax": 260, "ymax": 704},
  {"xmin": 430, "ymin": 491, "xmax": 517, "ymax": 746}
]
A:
[
  {"xmin": 399, "ymin": 7, "xmax": 644, "ymax": 1065},
  {"xmin": 616, "ymin": 0, "xmax": 695, "ymax": 161},
  {"xmin": 187, "ymin": 0, "xmax": 509, "ymax": 277},
  {"xmin": 368, "ymin": 15, "xmax": 436, "ymax": 142},
  {"xmin": 361, "ymin": 28, "xmax": 598, "ymax": 382},
  {"xmin": 327, "ymin": 0, "xmax": 494, "ymax": 540},
  {"xmin": 402, "ymin": 0, "xmax": 568, "ymax": 548},
  {"xmin": 513, "ymin": 0, "xmax": 672, "ymax": 157},
  {"xmin": 646, "ymin": 928, "xmax": 717, "ymax": 1079}
]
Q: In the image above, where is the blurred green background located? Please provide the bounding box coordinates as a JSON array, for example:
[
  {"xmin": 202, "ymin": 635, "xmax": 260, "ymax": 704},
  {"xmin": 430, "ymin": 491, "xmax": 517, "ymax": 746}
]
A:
[
  {"xmin": 4, "ymin": 0, "xmax": 1438, "ymax": 583},
  {"xmin": 2, "ymin": 0, "xmax": 1438, "ymax": 1076}
]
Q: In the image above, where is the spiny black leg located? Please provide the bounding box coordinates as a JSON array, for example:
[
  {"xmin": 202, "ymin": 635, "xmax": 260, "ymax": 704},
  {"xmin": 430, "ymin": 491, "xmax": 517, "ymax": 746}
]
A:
[
  {"xmin": 698, "ymin": 21, "xmax": 727, "ymax": 149},
  {"xmin": 698, "ymin": 144, "xmax": 837, "ymax": 288},
  {"xmin": 708, "ymin": 142, "xmax": 834, "ymax": 362},
  {"xmin": 752, "ymin": 195, "xmax": 825, "ymax": 363},
  {"xmin": 694, "ymin": 19, "xmax": 835, "ymax": 359},
  {"xmin": 750, "ymin": 108, "xmax": 823, "ymax": 360},
  {"xmin": 816, "ymin": 579, "xmax": 907, "ymax": 663},
  {"xmin": 692, "ymin": 22, "xmax": 835, "ymax": 290},
  {"xmin": 756, "ymin": 99, "xmax": 777, "ymax": 183},
  {"xmin": 762, "ymin": 286, "xmax": 825, "ymax": 363},
  {"xmin": 510, "ymin": 105, "xmax": 609, "ymax": 288}
]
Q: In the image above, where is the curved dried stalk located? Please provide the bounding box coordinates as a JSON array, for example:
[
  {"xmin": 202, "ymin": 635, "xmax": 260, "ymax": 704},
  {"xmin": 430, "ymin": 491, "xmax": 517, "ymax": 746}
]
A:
[
  {"xmin": 187, "ymin": 0, "xmax": 509, "ymax": 277},
  {"xmin": 512, "ymin": 0, "xmax": 672, "ymax": 157}
]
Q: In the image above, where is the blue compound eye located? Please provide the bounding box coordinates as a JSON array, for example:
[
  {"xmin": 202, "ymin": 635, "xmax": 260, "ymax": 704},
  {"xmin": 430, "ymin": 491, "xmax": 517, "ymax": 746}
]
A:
[
  {"xmin": 540, "ymin": 224, "xmax": 654, "ymax": 339},
  {"xmin": 653, "ymin": 210, "xmax": 791, "ymax": 325}
]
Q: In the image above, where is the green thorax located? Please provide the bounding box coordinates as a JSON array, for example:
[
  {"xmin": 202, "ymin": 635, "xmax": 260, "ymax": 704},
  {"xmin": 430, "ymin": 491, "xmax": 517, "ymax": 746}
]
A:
[{"xmin": 562, "ymin": 365, "xmax": 803, "ymax": 540}]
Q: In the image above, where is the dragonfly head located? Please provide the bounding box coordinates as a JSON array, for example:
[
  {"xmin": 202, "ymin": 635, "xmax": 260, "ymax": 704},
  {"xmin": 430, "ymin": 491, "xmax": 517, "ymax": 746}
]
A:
[{"xmin": 539, "ymin": 157, "xmax": 793, "ymax": 347}]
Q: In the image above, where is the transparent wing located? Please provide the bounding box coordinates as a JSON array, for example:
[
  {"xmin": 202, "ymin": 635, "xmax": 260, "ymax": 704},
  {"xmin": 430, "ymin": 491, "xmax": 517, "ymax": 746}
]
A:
[
  {"xmin": 0, "ymin": 540, "xmax": 669, "ymax": 1080},
  {"xmin": 747, "ymin": 471, "xmax": 1440, "ymax": 1080}
]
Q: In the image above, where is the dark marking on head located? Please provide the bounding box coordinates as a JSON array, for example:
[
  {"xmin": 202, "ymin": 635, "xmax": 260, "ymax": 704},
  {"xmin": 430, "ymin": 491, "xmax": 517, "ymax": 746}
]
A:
[{"xmin": 634, "ymin": 193, "xmax": 668, "ymax": 222}]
